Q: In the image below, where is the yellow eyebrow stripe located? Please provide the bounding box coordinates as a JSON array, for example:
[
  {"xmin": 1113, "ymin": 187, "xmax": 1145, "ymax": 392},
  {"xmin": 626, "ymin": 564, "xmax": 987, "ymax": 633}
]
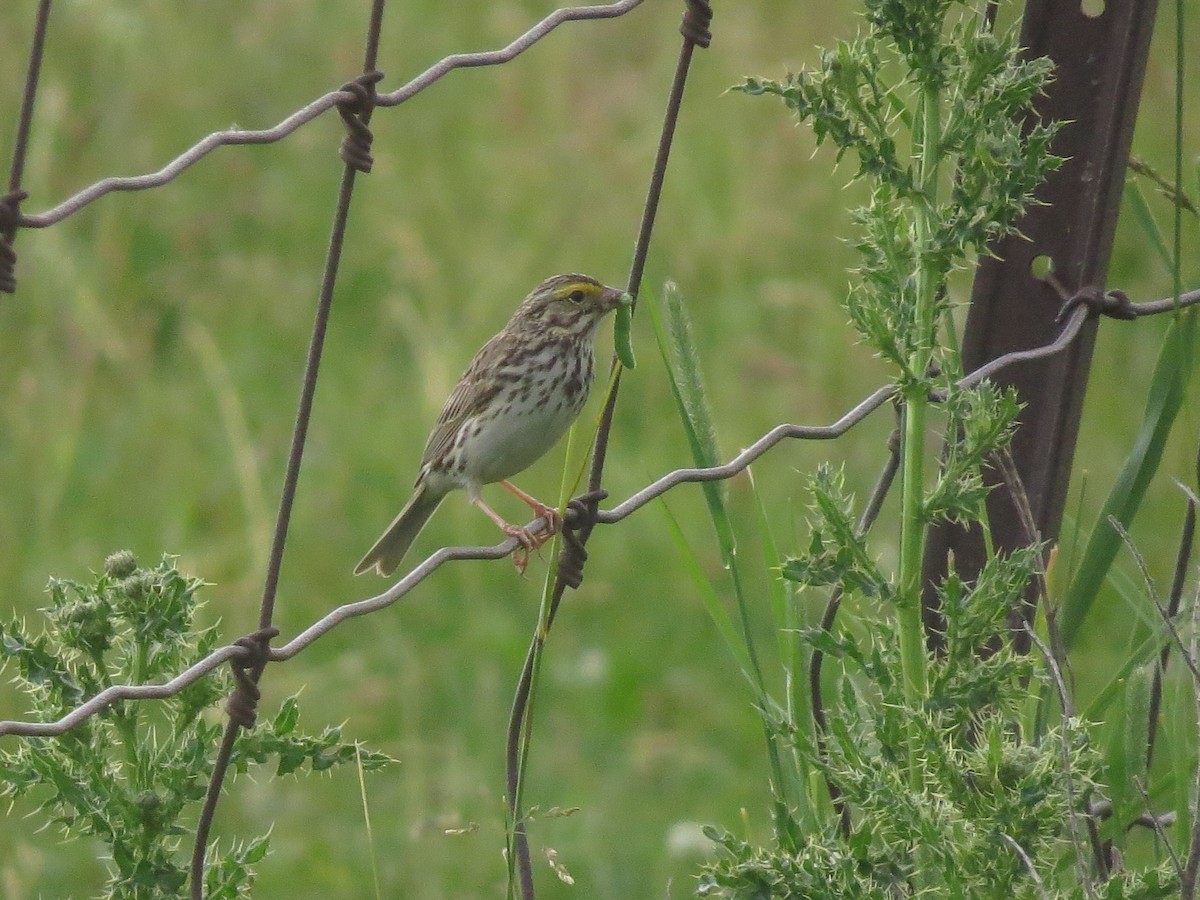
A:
[{"xmin": 556, "ymin": 281, "xmax": 597, "ymax": 300}]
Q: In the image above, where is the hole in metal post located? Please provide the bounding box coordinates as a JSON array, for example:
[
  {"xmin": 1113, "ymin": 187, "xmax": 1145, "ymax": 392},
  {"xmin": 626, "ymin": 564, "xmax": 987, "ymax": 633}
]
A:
[
  {"xmin": 1030, "ymin": 255, "xmax": 1055, "ymax": 280},
  {"xmin": 1080, "ymin": 0, "xmax": 1104, "ymax": 18}
]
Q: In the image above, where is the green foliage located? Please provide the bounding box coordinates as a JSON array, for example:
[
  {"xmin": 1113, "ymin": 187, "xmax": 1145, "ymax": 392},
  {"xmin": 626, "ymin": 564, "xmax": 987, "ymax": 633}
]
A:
[
  {"xmin": 700, "ymin": 796, "xmax": 1180, "ymax": 900},
  {"xmin": 736, "ymin": 11, "xmax": 1061, "ymax": 379},
  {"xmin": 704, "ymin": 532, "xmax": 1181, "ymax": 896},
  {"xmin": 699, "ymin": 827, "xmax": 898, "ymax": 898},
  {"xmin": 234, "ymin": 696, "xmax": 391, "ymax": 777},
  {"xmin": 781, "ymin": 464, "xmax": 889, "ymax": 600},
  {"xmin": 930, "ymin": 547, "xmax": 1039, "ymax": 719},
  {"xmin": 0, "ymin": 552, "xmax": 392, "ymax": 899},
  {"xmin": 924, "ymin": 382, "xmax": 1021, "ymax": 524},
  {"xmin": 691, "ymin": 1, "xmax": 1192, "ymax": 897},
  {"xmin": 202, "ymin": 836, "xmax": 270, "ymax": 900}
]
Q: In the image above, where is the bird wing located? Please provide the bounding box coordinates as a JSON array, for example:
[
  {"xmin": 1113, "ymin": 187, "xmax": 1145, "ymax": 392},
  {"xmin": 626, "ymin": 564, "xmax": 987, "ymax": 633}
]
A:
[{"xmin": 418, "ymin": 333, "xmax": 507, "ymax": 474}]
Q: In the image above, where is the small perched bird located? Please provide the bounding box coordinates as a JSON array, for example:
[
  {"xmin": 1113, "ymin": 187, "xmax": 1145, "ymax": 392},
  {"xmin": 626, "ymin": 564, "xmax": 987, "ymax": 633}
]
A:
[{"xmin": 355, "ymin": 274, "xmax": 630, "ymax": 577}]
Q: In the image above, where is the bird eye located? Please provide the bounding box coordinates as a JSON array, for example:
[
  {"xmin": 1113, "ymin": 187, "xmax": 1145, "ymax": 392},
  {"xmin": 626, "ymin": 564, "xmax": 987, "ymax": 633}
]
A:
[{"xmin": 568, "ymin": 289, "xmax": 586, "ymax": 303}]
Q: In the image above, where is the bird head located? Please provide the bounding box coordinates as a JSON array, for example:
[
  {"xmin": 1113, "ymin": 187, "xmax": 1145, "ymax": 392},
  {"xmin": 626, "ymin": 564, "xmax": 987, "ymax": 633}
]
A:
[{"xmin": 509, "ymin": 274, "xmax": 630, "ymax": 336}]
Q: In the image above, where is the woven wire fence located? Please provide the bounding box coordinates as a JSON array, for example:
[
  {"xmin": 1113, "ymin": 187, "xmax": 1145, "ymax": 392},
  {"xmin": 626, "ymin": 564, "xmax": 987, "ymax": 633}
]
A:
[{"xmin": 2, "ymin": 0, "xmax": 1199, "ymax": 896}]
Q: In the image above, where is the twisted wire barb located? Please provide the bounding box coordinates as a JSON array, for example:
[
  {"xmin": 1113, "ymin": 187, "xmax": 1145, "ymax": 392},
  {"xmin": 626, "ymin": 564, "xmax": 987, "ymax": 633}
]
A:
[
  {"xmin": 2, "ymin": 287, "xmax": 1198, "ymax": 740},
  {"xmin": 0, "ymin": 192, "xmax": 24, "ymax": 293},
  {"xmin": 13, "ymin": 0, "xmax": 645, "ymax": 231}
]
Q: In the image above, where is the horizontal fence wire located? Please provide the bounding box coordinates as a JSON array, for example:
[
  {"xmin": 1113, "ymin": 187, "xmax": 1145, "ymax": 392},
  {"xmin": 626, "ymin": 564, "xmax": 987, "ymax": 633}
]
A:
[
  {"xmin": 7, "ymin": 0, "xmax": 646, "ymax": 233},
  {"xmin": 4, "ymin": 285, "xmax": 1198, "ymax": 739}
]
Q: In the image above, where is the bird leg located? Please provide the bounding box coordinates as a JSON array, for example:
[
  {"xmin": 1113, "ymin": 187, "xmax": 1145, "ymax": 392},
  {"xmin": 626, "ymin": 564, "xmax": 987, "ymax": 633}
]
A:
[
  {"xmin": 469, "ymin": 493, "xmax": 545, "ymax": 575},
  {"xmin": 470, "ymin": 494, "xmax": 538, "ymax": 548},
  {"xmin": 499, "ymin": 480, "xmax": 564, "ymax": 536},
  {"xmin": 499, "ymin": 482, "xmax": 564, "ymax": 573},
  {"xmin": 469, "ymin": 482, "xmax": 561, "ymax": 574}
]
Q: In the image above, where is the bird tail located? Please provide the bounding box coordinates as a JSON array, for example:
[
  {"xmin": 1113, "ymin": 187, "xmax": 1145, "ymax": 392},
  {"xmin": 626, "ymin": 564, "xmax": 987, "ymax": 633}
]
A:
[{"xmin": 353, "ymin": 483, "xmax": 445, "ymax": 577}]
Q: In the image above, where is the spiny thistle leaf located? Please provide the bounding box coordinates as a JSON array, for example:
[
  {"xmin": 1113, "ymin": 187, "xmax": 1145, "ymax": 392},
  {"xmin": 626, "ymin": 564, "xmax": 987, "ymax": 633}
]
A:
[{"xmin": 1, "ymin": 552, "xmax": 394, "ymax": 899}]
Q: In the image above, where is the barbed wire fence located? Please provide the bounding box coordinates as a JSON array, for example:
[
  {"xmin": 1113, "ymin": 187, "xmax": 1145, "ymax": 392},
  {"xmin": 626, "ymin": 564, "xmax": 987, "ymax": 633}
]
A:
[{"xmin": 2, "ymin": 0, "xmax": 1199, "ymax": 897}]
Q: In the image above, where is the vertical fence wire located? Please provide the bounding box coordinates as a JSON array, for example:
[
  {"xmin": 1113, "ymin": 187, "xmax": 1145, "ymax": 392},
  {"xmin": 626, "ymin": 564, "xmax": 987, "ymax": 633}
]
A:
[
  {"xmin": 503, "ymin": 3, "xmax": 711, "ymax": 895},
  {"xmin": 188, "ymin": 4, "xmax": 388, "ymax": 894},
  {"xmin": 0, "ymin": 0, "xmax": 52, "ymax": 293}
]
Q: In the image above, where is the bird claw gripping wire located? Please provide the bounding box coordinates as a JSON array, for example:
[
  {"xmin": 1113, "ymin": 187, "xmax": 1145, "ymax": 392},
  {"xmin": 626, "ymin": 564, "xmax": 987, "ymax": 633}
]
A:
[
  {"xmin": 224, "ymin": 626, "xmax": 281, "ymax": 729},
  {"xmin": 337, "ymin": 71, "xmax": 384, "ymax": 173},
  {"xmin": 679, "ymin": 0, "xmax": 712, "ymax": 48},
  {"xmin": 0, "ymin": 190, "xmax": 28, "ymax": 294},
  {"xmin": 1054, "ymin": 285, "xmax": 1138, "ymax": 324}
]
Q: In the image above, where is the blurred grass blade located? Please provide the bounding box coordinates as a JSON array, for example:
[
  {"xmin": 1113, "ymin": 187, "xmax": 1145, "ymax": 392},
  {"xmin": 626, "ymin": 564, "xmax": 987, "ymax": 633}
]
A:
[
  {"xmin": 1058, "ymin": 310, "xmax": 1197, "ymax": 650},
  {"xmin": 747, "ymin": 467, "xmax": 793, "ymax": 661},
  {"xmin": 1083, "ymin": 628, "xmax": 1171, "ymax": 722},
  {"xmin": 1123, "ymin": 661, "xmax": 1153, "ymax": 786},
  {"xmin": 354, "ymin": 743, "xmax": 385, "ymax": 900},
  {"xmin": 748, "ymin": 465, "xmax": 816, "ymax": 817},
  {"xmin": 186, "ymin": 322, "xmax": 273, "ymax": 565},
  {"xmin": 1124, "ymin": 179, "xmax": 1176, "ymax": 278},
  {"xmin": 1104, "ymin": 660, "xmax": 1154, "ymax": 851},
  {"xmin": 664, "ymin": 282, "xmax": 722, "ymax": 474},
  {"xmin": 644, "ymin": 281, "xmax": 733, "ymax": 561},
  {"xmin": 644, "ymin": 280, "xmax": 799, "ymax": 851},
  {"xmin": 658, "ymin": 498, "xmax": 753, "ymax": 680}
]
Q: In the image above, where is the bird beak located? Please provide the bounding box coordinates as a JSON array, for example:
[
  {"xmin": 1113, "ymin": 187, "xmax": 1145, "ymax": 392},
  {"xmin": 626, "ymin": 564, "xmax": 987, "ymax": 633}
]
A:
[{"xmin": 604, "ymin": 288, "xmax": 632, "ymax": 311}]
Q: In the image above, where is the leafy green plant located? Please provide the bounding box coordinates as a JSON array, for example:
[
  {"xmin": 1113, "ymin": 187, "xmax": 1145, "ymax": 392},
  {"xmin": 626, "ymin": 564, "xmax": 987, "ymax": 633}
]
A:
[
  {"xmin": 737, "ymin": 0, "xmax": 1059, "ymax": 737},
  {"xmin": 0, "ymin": 551, "xmax": 392, "ymax": 899}
]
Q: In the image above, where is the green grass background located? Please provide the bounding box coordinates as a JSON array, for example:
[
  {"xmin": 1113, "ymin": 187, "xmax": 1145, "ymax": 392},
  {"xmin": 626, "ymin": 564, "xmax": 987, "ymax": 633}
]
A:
[{"xmin": 1, "ymin": 1, "xmax": 1198, "ymax": 897}]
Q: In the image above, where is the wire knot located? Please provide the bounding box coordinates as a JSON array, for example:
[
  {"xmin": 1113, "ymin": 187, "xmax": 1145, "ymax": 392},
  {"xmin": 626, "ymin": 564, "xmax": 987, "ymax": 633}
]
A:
[
  {"xmin": 337, "ymin": 71, "xmax": 384, "ymax": 173},
  {"xmin": 1055, "ymin": 286, "xmax": 1137, "ymax": 324},
  {"xmin": 679, "ymin": 0, "xmax": 713, "ymax": 48},
  {"xmin": 0, "ymin": 190, "xmax": 28, "ymax": 294},
  {"xmin": 559, "ymin": 489, "xmax": 608, "ymax": 590},
  {"xmin": 224, "ymin": 626, "xmax": 281, "ymax": 729}
]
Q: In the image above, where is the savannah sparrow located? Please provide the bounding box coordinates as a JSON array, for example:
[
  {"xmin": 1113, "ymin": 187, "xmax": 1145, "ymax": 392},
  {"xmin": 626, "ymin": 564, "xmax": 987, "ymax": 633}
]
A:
[{"xmin": 354, "ymin": 274, "xmax": 630, "ymax": 577}]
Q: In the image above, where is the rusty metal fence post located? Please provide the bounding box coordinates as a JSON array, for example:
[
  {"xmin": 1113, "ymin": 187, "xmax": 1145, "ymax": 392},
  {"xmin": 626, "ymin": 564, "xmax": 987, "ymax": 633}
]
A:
[{"xmin": 922, "ymin": 0, "xmax": 1160, "ymax": 648}]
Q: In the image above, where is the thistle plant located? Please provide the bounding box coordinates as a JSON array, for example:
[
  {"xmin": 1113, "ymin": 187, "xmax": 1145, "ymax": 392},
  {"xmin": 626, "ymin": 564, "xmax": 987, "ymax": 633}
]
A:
[
  {"xmin": 675, "ymin": 0, "xmax": 1187, "ymax": 894},
  {"xmin": 0, "ymin": 551, "xmax": 392, "ymax": 899},
  {"xmin": 737, "ymin": 0, "xmax": 1061, "ymax": 731}
]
